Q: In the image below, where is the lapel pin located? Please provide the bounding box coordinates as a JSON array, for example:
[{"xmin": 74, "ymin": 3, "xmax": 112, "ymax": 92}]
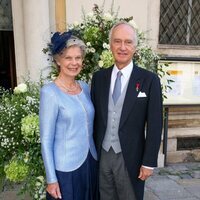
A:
[{"xmin": 136, "ymin": 83, "xmax": 140, "ymax": 92}]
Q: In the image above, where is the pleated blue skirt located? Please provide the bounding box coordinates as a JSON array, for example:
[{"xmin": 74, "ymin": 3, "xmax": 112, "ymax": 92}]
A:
[{"xmin": 46, "ymin": 151, "xmax": 98, "ymax": 200}]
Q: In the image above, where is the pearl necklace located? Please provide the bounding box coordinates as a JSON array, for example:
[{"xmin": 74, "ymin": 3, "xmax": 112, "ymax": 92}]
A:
[{"xmin": 57, "ymin": 78, "xmax": 78, "ymax": 93}]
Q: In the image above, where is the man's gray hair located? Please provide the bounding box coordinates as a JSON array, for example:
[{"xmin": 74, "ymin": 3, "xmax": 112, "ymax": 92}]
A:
[{"xmin": 109, "ymin": 21, "xmax": 138, "ymax": 47}]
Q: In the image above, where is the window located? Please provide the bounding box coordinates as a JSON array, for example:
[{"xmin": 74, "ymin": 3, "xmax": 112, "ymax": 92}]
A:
[
  {"xmin": 159, "ymin": 0, "xmax": 200, "ymax": 45},
  {"xmin": 0, "ymin": 0, "xmax": 13, "ymax": 30}
]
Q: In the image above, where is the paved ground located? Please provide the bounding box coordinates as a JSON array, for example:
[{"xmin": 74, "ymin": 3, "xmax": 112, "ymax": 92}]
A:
[
  {"xmin": 144, "ymin": 162, "xmax": 200, "ymax": 200},
  {"xmin": 1, "ymin": 162, "xmax": 200, "ymax": 200}
]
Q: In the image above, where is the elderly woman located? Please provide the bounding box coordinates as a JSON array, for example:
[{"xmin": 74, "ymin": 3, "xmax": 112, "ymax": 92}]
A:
[{"xmin": 39, "ymin": 31, "xmax": 98, "ymax": 200}]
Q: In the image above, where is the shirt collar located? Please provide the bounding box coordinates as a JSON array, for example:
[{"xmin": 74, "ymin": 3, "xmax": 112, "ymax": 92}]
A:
[{"xmin": 113, "ymin": 61, "xmax": 133, "ymax": 80}]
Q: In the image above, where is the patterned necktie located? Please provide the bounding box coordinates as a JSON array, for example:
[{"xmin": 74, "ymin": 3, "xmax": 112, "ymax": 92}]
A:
[{"xmin": 112, "ymin": 71, "xmax": 122, "ymax": 104}]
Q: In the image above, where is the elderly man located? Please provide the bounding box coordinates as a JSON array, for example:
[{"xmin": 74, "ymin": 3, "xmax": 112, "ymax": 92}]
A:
[{"xmin": 91, "ymin": 21, "xmax": 163, "ymax": 200}]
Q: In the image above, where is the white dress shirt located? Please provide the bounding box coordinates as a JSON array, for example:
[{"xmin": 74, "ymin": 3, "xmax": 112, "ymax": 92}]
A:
[{"xmin": 111, "ymin": 61, "xmax": 133, "ymax": 94}]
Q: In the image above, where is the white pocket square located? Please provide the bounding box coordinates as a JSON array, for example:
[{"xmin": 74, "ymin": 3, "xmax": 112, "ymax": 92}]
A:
[{"xmin": 137, "ymin": 92, "xmax": 147, "ymax": 97}]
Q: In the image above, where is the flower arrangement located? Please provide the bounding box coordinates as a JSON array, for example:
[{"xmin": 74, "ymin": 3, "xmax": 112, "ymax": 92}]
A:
[
  {"xmin": 0, "ymin": 81, "xmax": 45, "ymax": 199},
  {"xmin": 44, "ymin": 3, "xmax": 166, "ymax": 83}
]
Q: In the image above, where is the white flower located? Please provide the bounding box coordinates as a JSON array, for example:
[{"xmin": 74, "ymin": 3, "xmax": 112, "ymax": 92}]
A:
[
  {"xmin": 103, "ymin": 12, "xmax": 113, "ymax": 21},
  {"xmin": 40, "ymin": 194, "xmax": 46, "ymax": 200},
  {"xmin": 73, "ymin": 21, "xmax": 79, "ymax": 26},
  {"xmin": 51, "ymin": 74, "xmax": 57, "ymax": 80},
  {"xmin": 94, "ymin": 18, "xmax": 99, "ymax": 23},
  {"xmin": 14, "ymin": 83, "xmax": 28, "ymax": 94},
  {"xmin": 24, "ymin": 152, "xmax": 29, "ymax": 163},
  {"xmin": 35, "ymin": 181, "xmax": 41, "ymax": 187},
  {"xmin": 98, "ymin": 60, "xmax": 104, "ymax": 68},
  {"xmin": 26, "ymin": 96, "xmax": 34, "ymax": 104},
  {"xmin": 86, "ymin": 42, "xmax": 91, "ymax": 47},
  {"xmin": 90, "ymin": 48, "xmax": 96, "ymax": 53},
  {"xmin": 89, "ymin": 73, "xmax": 93, "ymax": 80},
  {"xmin": 36, "ymin": 176, "xmax": 44, "ymax": 182},
  {"xmin": 129, "ymin": 19, "xmax": 138, "ymax": 29},
  {"xmin": 86, "ymin": 12, "xmax": 94, "ymax": 19},
  {"xmin": 103, "ymin": 43, "xmax": 110, "ymax": 49}
]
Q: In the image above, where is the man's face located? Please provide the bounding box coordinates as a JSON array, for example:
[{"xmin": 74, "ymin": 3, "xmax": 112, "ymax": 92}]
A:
[{"xmin": 110, "ymin": 24, "xmax": 136, "ymax": 69}]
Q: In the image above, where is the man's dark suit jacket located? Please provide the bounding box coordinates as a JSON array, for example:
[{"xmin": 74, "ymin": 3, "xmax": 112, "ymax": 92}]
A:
[{"xmin": 91, "ymin": 63, "xmax": 163, "ymax": 200}]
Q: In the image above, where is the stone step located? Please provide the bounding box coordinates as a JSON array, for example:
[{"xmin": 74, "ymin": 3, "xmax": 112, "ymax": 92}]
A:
[{"xmin": 168, "ymin": 127, "xmax": 200, "ymax": 138}]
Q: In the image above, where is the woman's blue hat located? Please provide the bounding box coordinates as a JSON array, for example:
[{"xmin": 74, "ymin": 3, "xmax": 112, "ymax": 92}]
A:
[{"xmin": 49, "ymin": 31, "xmax": 72, "ymax": 55}]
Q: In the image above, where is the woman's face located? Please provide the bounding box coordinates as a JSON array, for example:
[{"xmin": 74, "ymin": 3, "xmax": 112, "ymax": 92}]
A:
[{"xmin": 56, "ymin": 46, "xmax": 83, "ymax": 78}]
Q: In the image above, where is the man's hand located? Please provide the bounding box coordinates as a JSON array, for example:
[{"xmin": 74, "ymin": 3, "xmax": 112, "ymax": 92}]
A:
[
  {"xmin": 46, "ymin": 182, "xmax": 62, "ymax": 199},
  {"xmin": 138, "ymin": 166, "xmax": 153, "ymax": 181}
]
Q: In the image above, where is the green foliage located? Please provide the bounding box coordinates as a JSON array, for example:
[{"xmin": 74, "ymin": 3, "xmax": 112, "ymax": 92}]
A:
[
  {"xmin": 21, "ymin": 114, "xmax": 40, "ymax": 143},
  {"xmin": 4, "ymin": 157, "xmax": 29, "ymax": 182},
  {"xmin": 0, "ymin": 82, "xmax": 39, "ymax": 165},
  {"xmin": 0, "ymin": 81, "xmax": 45, "ymax": 199}
]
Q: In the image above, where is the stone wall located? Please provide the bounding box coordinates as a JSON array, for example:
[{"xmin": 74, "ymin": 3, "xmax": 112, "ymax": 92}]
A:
[{"xmin": 166, "ymin": 106, "xmax": 200, "ymax": 163}]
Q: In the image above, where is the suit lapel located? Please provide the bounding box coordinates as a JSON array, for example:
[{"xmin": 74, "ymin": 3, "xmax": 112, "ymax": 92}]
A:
[
  {"xmin": 101, "ymin": 67, "xmax": 113, "ymax": 127},
  {"xmin": 119, "ymin": 65, "xmax": 143, "ymax": 129}
]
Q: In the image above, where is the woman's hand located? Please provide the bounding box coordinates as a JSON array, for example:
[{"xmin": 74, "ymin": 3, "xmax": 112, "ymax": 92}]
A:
[{"xmin": 47, "ymin": 182, "xmax": 62, "ymax": 199}]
